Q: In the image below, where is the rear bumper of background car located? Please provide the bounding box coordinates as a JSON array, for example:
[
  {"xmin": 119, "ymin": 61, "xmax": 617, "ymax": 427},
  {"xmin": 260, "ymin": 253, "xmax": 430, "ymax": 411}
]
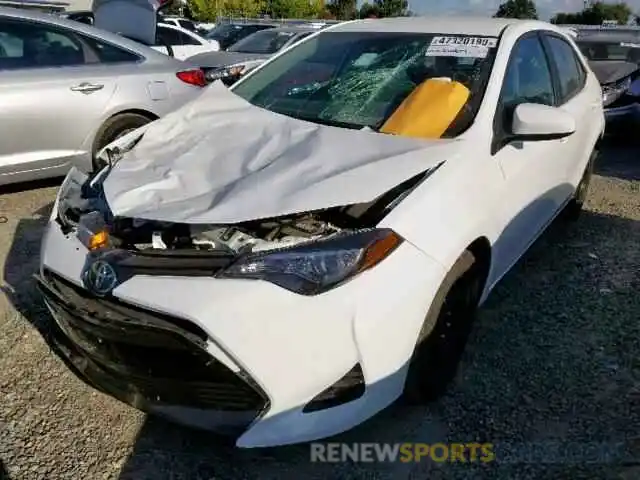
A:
[{"xmin": 38, "ymin": 204, "xmax": 447, "ymax": 448}]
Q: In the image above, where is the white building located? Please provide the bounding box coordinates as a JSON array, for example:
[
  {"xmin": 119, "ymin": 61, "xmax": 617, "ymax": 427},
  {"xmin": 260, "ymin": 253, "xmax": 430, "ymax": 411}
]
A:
[
  {"xmin": 66, "ymin": 0, "xmax": 92, "ymax": 10},
  {"xmin": 0, "ymin": 0, "xmax": 70, "ymax": 11}
]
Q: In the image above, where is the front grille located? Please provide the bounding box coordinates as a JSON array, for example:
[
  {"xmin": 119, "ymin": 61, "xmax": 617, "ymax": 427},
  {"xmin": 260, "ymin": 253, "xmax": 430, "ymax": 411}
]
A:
[{"xmin": 37, "ymin": 270, "xmax": 268, "ymax": 414}]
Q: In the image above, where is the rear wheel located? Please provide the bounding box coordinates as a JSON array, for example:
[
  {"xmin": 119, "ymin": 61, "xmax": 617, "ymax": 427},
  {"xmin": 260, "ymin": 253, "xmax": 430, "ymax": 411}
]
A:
[
  {"xmin": 562, "ymin": 148, "xmax": 597, "ymax": 222},
  {"xmin": 92, "ymin": 113, "xmax": 153, "ymax": 171},
  {"xmin": 403, "ymin": 250, "xmax": 483, "ymax": 403}
]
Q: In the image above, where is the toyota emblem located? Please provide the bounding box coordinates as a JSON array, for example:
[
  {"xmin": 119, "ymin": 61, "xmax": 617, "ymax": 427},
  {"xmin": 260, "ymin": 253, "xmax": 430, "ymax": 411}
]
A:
[{"xmin": 83, "ymin": 260, "xmax": 118, "ymax": 296}]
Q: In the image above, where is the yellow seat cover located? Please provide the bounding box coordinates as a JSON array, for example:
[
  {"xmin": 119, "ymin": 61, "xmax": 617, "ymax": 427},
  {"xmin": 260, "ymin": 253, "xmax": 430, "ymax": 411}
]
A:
[{"xmin": 380, "ymin": 78, "xmax": 471, "ymax": 139}]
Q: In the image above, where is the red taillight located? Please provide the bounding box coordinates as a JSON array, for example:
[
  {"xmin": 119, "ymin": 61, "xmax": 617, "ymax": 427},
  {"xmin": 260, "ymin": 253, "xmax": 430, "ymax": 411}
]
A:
[{"xmin": 176, "ymin": 69, "xmax": 207, "ymax": 87}]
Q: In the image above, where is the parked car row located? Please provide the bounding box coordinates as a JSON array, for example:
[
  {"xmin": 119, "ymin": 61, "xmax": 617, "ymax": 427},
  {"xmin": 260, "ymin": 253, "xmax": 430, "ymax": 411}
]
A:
[
  {"xmin": 574, "ymin": 27, "xmax": 640, "ymax": 132},
  {"xmin": 7, "ymin": 11, "xmax": 607, "ymax": 449},
  {"xmin": 191, "ymin": 25, "xmax": 321, "ymax": 84},
  {"xmin": 60, "ymin": 8, "xmax": 222, "ymax": 59}
]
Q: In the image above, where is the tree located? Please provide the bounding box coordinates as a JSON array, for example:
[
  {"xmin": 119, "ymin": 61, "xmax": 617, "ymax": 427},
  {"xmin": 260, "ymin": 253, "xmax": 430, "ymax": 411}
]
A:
[
  {"xmin": 493, "ymin": 0, "xmax": 538, "ymax": 19},
  {"xmin": 374, "ymin": 0, "xmax": 408, "ymax": 17},
  {"xmin": 358, "ymin": 2, "xmax": 381, "ymax": 18},
  {"xmin": 188, "ymin": 0, "xmax": 266, "ymax": 21},
  {"xmin": 358, "ymin": 0, "xmax": 407, "ymax": 18},
  {"xmin": 267, "ymin": 0, "xmax": 323, "ymax": 18},
  {"xmin": 326, "ymin": 0, "xmax": 357, "ymax": 20},
  {"xmin": 550, "ymin": 1, "xmax": 632, "ymax": 25}
]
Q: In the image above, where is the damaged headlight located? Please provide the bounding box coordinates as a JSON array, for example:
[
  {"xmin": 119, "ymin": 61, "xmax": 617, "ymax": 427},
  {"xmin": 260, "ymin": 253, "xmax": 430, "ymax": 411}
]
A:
[
  {"xmin": 602, "ymin": 77, "xmax": 632, "ymax": 107},
  {"xmin": 219, "ymin": 228, "xmax": 402, "ymax": 295},
  {"xmin": 205, "ymin": 64, "xmax": 246, "ymax": 82}
]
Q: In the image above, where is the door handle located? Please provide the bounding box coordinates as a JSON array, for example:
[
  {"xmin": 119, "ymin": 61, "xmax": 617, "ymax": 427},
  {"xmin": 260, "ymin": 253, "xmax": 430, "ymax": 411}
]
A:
[{"xmin": 70, "ymin": 82, "xmax": 104, "ymax": 94}]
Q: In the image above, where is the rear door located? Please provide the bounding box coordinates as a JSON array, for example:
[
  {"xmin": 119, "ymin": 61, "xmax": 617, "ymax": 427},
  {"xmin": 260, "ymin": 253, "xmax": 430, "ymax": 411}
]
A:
[
  {"xmin": 0, "ymin": 17, "xmax": 117, "ymax": 181},
  {"xmin": 541, "ymin": 32, "xmax": 601, "ymax": 187},
  {"xmin": 489, "ymin": 33, "xmax": 571, "ymax": 279}
]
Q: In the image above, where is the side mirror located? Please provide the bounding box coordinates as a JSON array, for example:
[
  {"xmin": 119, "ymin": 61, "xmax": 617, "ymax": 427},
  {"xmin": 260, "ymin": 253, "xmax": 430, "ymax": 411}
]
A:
[{"xmin": 511, "ymin": 103, "xmax": 576, "ymax": 141}]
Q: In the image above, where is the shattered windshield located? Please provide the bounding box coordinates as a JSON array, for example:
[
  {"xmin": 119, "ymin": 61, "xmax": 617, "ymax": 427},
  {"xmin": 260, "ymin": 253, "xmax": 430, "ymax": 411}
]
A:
[
  {"xmin": 578, "ymin": 40, "xmax": 640, "ymax": 62},
  {"xmin": 232, "ymin": 31, "xmax": 498, "ymax": 134}
]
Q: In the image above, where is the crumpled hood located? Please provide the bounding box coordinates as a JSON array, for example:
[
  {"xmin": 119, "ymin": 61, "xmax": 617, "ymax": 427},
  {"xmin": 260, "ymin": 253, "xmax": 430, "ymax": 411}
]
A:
[
  {"xmin": 102, "ymin": 81, "xmax": 461, "ymax": 224},
  {"xmin": 186, "ymin": 51, "xmax": 270, "ymax": 69},
  {"xmin": 589, "ymin": 60, "xmax": 639, "ymax": 84}
]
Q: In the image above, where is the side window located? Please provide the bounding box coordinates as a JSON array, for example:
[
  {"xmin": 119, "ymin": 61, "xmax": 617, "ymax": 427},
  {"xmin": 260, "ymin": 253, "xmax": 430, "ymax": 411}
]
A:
[
  {"xmin": 179, "ymin": 31, "xmax": 200, "ymax": 46},
  {"xmin": 156, "ymin": 26, "xmax": 184, "ymax": 46},
  {"xmin": 545, "ymin": 36, "xmax": 585, "ymax": 104},
  {"xmin": 0, "ymin": 31, "xmax": 22, "ymax": 58},
  {"xmin": 81, "ymin": 36, "xmax": 141, "ymax": 63},
  {"xmin": 0, "ymin": 19, "xmax": 85, "ymax": 70},
  {"xmin": 178, "ymin": 20, "xmax": 196, "ymax": 31},
  {"xmin": 501, "ymin": 35, "xmax": 554, "ymax": 110}
]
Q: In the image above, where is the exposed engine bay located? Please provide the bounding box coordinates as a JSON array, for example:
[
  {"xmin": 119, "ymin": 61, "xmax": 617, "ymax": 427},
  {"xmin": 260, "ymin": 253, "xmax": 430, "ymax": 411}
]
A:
[
  {"xmin": 110, "ymin": 212, "xmax": 346, "ymax": 254},
  {"xmin": 57, "ymin": 163, "xmax": 439, "ymax": 256}
]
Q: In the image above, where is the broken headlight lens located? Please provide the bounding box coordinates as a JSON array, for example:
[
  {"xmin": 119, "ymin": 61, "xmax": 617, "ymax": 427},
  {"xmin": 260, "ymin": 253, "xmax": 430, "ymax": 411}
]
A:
[
  {"xmin": 219, "ymin": 228, "xmax": 402, "ymax": 295},
  {"xmin": 205, "ymin": 64, "xmax": 246, "ymax": 82},
  {"xmin": 602, "ymin": 77, "xmax": 631, "ymax": 107}
]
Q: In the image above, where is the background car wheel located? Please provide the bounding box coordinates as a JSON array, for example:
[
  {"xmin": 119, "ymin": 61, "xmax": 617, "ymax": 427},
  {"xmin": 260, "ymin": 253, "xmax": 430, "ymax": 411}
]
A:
[
  {"xmin": 403, "ymin": 250, "xmax": 483, "ymax": 404},
  {"xmin": 92, "ymin": 113, "xmax": 153, "ymax": 171},
  {"xmin": 562, "ymin": 148, "xmax": 597, "ymax": 222}
]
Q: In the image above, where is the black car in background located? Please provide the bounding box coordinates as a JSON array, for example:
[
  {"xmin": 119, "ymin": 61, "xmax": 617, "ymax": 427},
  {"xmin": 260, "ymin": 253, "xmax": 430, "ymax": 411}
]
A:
[
  {"xmin": 576, "ymin": 29, "xmax": 640, "ymax": 130},
  {"xmin": 205, "ymin": 23, "xmax": 275, "ymax": 51}
]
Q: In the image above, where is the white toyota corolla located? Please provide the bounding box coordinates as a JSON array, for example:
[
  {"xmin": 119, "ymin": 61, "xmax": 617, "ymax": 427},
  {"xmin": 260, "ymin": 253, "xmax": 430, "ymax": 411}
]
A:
[{"xmin": 37, "ymin": 17, "xmax": 604, "ymax": 448}]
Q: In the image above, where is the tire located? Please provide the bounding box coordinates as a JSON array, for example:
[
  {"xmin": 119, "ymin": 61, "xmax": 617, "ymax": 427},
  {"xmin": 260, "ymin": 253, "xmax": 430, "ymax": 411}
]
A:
[
  {"xmin": 562, "ymin": 148, "xmax": 597, "ymax": 222},
  {"xmin": 403, "ymin": 250, "xmax": 484, "ymax": 404},
  {"xmin": 92, "ymin": 113, "xmax": 153, "ymax": 171}
]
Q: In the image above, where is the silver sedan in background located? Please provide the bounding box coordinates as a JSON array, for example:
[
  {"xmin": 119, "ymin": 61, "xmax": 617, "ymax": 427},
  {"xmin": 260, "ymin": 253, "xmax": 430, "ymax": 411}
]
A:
[{"xmin": 0, "ymin": 7, "xmax": 207, "ymax": 186}]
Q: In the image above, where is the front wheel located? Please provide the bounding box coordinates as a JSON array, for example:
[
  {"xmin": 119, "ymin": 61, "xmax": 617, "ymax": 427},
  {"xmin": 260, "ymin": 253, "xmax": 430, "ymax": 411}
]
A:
[
  {"xmin": 92, "ymin": 113, "xmax": 153, "ymax": 171},
  {"xmin": 403, "ymin": 250, "xmax": 483, "ymax": 404}
]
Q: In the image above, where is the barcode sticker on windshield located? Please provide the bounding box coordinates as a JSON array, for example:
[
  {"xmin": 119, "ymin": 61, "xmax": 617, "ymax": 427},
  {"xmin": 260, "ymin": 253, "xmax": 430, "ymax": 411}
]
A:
[{"xmin": 426, "ymin": 36, "xmax": 497, "ymax": 58}]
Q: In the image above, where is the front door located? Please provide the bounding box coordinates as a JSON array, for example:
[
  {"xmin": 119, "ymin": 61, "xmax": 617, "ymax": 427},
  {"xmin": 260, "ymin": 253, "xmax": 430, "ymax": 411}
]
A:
[{"xmin": 489, "ymin": 33, "xmax": 573, "ymax": 280}]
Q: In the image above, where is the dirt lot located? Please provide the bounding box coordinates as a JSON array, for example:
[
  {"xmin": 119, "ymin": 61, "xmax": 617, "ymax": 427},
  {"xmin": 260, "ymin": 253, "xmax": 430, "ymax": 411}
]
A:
[{"xmin": 0, "ymin": 145, "xmax": 638, "ymax": 479}]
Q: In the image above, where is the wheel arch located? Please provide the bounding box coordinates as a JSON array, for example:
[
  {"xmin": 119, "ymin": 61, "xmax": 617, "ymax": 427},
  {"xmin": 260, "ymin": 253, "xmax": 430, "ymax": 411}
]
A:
[
  {"xmin": 105, "ymin": 108, "xmax": 159, "ymax": 122},
  {"xmin": 465, "ymin": 236, "xmax": 492, "ymax": 294}
]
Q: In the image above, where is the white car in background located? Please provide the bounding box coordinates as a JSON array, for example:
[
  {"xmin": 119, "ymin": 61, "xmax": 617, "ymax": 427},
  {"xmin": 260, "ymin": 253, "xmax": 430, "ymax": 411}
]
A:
[
  {"xmin": 38, "ymin": 17, "xmax": 604, "ymax": 448},
  {"xmin": 91, "ymin": 0, "xmax": 219, "ymax": 59},
  {"xmin": 153, "ymin": 22, "xmax": 220, "ymax": 59},
  {"xmin": 159, "ymin": 15, "xmax": 198, "ymax": 32}
]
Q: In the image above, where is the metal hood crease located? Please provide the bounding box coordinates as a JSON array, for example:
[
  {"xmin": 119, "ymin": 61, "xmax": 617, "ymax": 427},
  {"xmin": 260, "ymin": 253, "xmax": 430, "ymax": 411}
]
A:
[{"xmin": 101, "ymin": 81, "xmax": 457, "ymax": 224}]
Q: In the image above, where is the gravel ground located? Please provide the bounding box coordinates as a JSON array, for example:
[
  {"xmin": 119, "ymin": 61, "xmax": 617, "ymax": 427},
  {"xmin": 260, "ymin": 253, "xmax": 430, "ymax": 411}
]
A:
[{"xmin": 0, "ymin": 146, "xmax": 638, "ymax": 479}]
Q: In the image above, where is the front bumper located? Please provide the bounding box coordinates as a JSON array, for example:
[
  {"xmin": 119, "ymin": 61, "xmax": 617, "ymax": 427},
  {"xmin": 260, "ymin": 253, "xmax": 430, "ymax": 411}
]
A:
[
  {"xmin": 38, "ymin": 199, "xmax": 447, "ymax": 447},
  {"xmin": 36, "ymin": 270, "xmax": 268, "ymax": 433},
  {"xmin": 604, "ymin": 101, "xmax": 640, "ymax": 125}
]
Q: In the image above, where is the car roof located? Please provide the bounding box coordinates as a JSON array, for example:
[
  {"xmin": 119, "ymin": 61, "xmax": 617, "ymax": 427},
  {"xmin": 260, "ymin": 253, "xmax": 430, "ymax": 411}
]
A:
[
  {"xmin": 226, "ymin": 22, "xmax": 277, "ymax": 28},
  {"xmin": 0, "ymin": 6, "xmax": 176, "ymax": 62},
  {"xmin": 333, "ymin": 16, "xmax": 544, "ymax": 37}
]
